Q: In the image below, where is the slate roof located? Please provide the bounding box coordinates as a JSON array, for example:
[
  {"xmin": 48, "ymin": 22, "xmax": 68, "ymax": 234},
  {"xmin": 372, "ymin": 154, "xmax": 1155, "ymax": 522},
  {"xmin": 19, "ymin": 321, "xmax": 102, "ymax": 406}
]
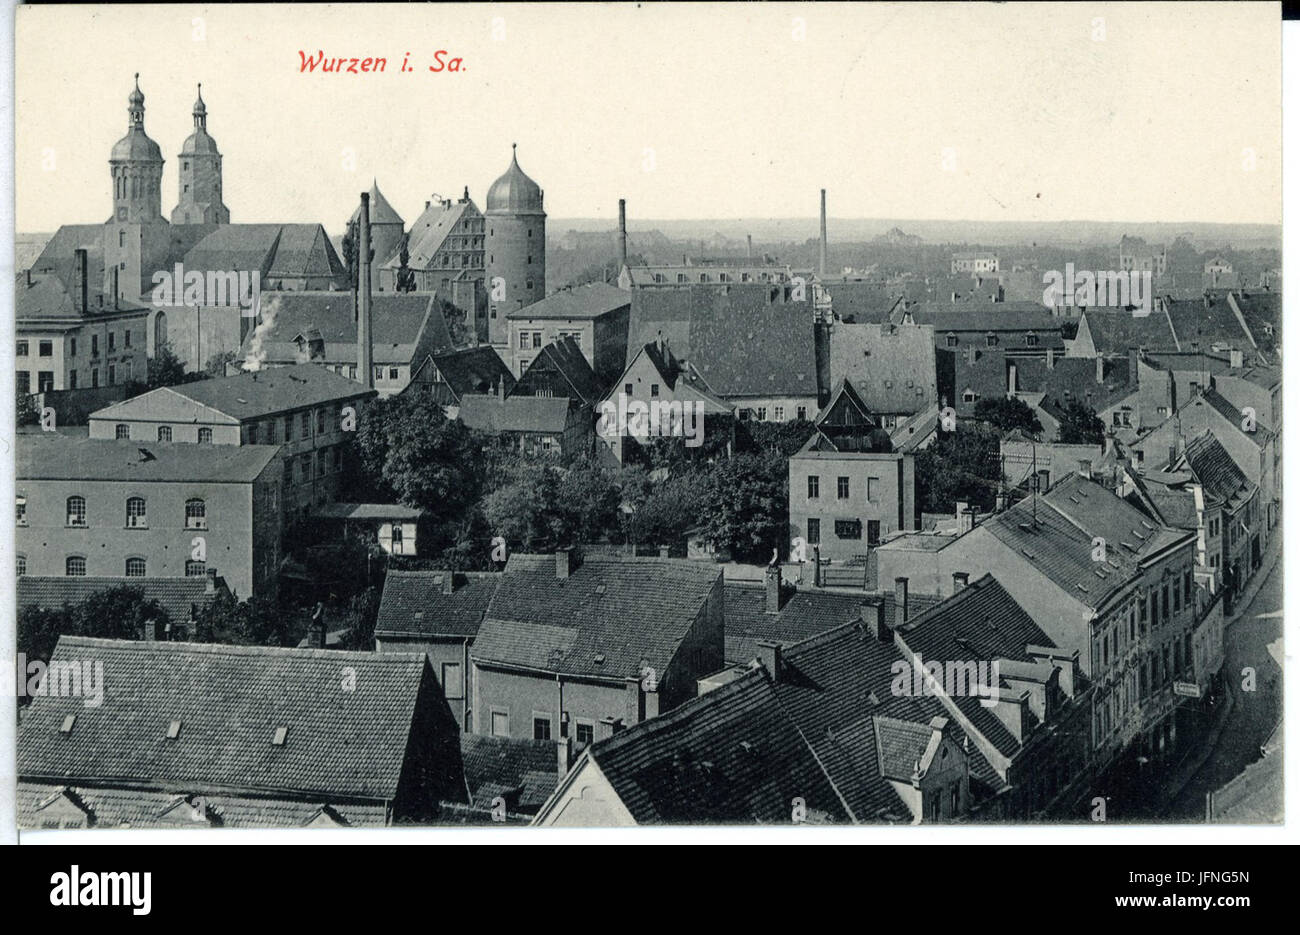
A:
[
  {"xmin": 1074, "ymin": 308, "xmax": 1179, "ymax": 354},
  {"xmin": 905, "ymin": 307, "xmax": 1063, "ymax": 334},
  {"xmin": 94, "ymin": 363, "xmax": 374, "ymax": 423},
  {"xmin": 390, "ymin": 198, "xmax": 475, "ymax": 272},
  {"xmin": 458, "ymin": 394, "xmax": 572, "ymax": 434},
  {"xmin": 473, "ymin": 554, "xmax": 720, "ymax": 680},
  {"xmin": 873, "ymin": 717, "xmax": 939, "ymax": 782},
  {"xmin": 17, "ymin": 637, "xmax": 434, "ymax": 801},
  {"xmin": 242, "ymin": 291, "xmax": 453, "ymax": 365},
  {"xmin": 829, "ymin": 323, "xmax": 938, "ymax": 414},
  {"xmin": 17, "ymin": 435, "xmax": 280, "ymax": 484},
  {"xmin": 375, "ymin": 569, "xmax": 502, "ymax": 638},
  {"xmin": 417, "ymin": 346, "xmax": 514, "ymax": 400},
  {"xmin": 183, "ymin": 224, "xmax": 347, "ymax": 287},
  {"xmin": 461, "ymin": 734, "xmax": 560, "ymax": 813},
  {"xmin": 513, "ymin": 336, "xmax": 605, "ymax": 405},
  {"xmin": 17, "ymin": 576, "xmax": 223, "ymax": 626},
  {"xmin": 949, "ymin": 347, "xmax": 1051, "ymax": 414},
  {"xmin": 1164, "ymin": 295, "xmax": 1253, "ymax": 350},
  {"xmin": 313, "ymin": 502, "xmax": 424, "ymax": 521},
  {"xmin": 822, "ymin": 280, "xmax": 902, "ymax": 323},
  {"xmin": 1037, "ymin": 356, "xmax": 1135, "ymax": 419},
  {"xmin": 16, "ymin": 781, "xmax": 388, "ymax": 829},
  {"xmin": 626, "ymin": 284, "xmax": 818, "ymax": 398},
  {"xmin": 585, "ymin": 665, "xmax": 852, "ymax": 824},
  {"xmin": 507, "ymin": 283, "xmax": 630, "ymax": 321}
]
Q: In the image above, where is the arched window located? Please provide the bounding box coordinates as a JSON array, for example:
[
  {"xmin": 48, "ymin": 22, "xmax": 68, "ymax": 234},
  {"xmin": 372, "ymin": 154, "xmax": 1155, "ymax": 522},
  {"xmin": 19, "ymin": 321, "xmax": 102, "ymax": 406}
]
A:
[
  {"xmin": 157, "ymin": 426, "xmax": 172, "ymax": 442},
  {"xmin": 185, "ymin": 498, "xmax": 207, "ymax": 529},
  {"xmin": 198, "ymin": 427, "xmax": 212, "ymax": 444},
  {"xmin": 155, "ymin": 311, "xmax": 168, "ymax": 349},
  {"xmin": 65, "ymin": 556, "xmax": 86, "ymax": 577},
  {"xmin": 126, "ymin": 496, "xmax": 147, "ymax": 528},
  {"xmin": 125, "ymin": 557, "xmax": 146, "ymax": 577},
  {"xmin": 66, "ymin": 496, "xmax": 86, "ymax": 527},
  {"xmin": 115, "ymin": 423, "xmax": 130, "ymax": 439},
  {"xmin": 185, "ymin": 560, "xmax": 206, "ymax": 578}
]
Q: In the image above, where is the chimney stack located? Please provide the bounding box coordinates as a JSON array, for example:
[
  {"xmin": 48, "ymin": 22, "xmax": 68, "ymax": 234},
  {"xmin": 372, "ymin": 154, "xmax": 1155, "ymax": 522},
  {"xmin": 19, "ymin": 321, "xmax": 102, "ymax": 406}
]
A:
[
  {"xmin": 764, "ymin": 563, "xmax": 782, "ymax": 614},
  {"xmin": 357, "ymin": 192, "xmax": 375, "ymax": 390},
  {"xmin": 557, "ymin": 736, "xmax": 573, "ymax": 775},
  {"xmin": 965, "ymin": 344, "xmax": 976, "ymax": 365},
  {"xmin": 1046, "ymin": 347, "xmax": 1055, "ymax": 370},
  {"xmin": 441, "ymin": 571, "xmax": 455, "ymax": 595},
  {"xmin": 1229, "ymin": 348, "xmax": 1244, "ymax": 369},
  {"xmin": 311, "ymin": 602, "xmax": 327, "ymax": 649},
  {"xmin": 205, "ymin": 568, "xmax": 217, "ymax": 594},
  {"xmin": 1168, "ymin": 445, "xmax": 1178, "ymax": 470},
  {"xmin": 1096, "ymin": 355, "xmax": 1105, "ymax": 384},
  {"xmin": 73, "ymin": 249, "xmax": 88, "ymax": 314},
  {"xmin": 894, "ymin": 577, "xmax": 909, "ymax": 624},
  {"xmin": 596, "ymin": 716, "xmax": 620, "ymax": 742},
  {"xmin": 953, "ymin": 572, "xmax": 969, "ymax": 593},
  {"xmin": 755, "ymin": 639, "xmax": 782, "ymax": 682},
  {"xmin": 862, "ymin": 598, "xmax": 889, "ymax": 643},
  {"xmin": 819, "ymin": 189, "xmax": 828, "ymax": 277},
  {"xmin": 1079, "ymin": 459, "xmax": 1092, "ymax": 480},
  {"xmin": 556, "ymin": 546, "xmax": 577, "ymax": 579},
  {"xmin": 747, "ymin": 234, "xmax": 753, "ymax": 261},
  {"xmin": 617, "ymin": 198, "xmax": 628, "ymax": 267}
]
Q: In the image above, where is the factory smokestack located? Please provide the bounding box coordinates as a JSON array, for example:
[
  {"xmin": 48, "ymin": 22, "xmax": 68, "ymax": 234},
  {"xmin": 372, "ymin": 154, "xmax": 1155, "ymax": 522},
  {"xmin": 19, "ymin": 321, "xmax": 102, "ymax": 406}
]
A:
[
  {"xmin": 358, "ymin": 192, "xmax": 374, "ymax": 390},
  {"xmin": 819, "ymin": 189, "xmax": 827, "ymax": 277},
  {"xmin": 618, "ymin": 198, "xmax": 627, "ymax": 267},
  {"xmin": 747, "ymin": 234, "xmax": 753, "ymax": 261}
]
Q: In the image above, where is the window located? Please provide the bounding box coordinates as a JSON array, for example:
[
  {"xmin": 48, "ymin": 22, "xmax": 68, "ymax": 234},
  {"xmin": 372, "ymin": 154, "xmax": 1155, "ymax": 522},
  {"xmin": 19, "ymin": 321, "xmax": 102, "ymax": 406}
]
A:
[
  {"xmin": 807, "ymin": 476, "xmax": 820, "ymax": 499},
  {"xmin": 1184, "ymin": 570, "xmax": 1193, "ymax": 603},
  {"xmin": 333, "ymin": 447, "xmax": 343, "ymax": 472},
  {"xmin": 157, "ymin": 426, "xmax": 172, "ymax": 442},
  {"xmin": 807, "ymin": 518, "xmax": 820, "ymax": 545},
  {"xmin": 316, "ymin": 409, "xmax": 326, "ymax": 434},
  {"xmin": 16, "ymin": 555, "xmax": 26, "ymax": 577},
  {"xmin": 867, "ymin": 520, "xmax": 881, "ymax": 545},
  {"xmin": 300, "ymin": 412, "xmax": 311, "ymax": 436},
  {"xmin": 16, "ymin": 340, "xmax": 27, "ymax": 356},
  {"xmin": 108, "ymin": 332, "xmax": 115, "ymax": 351},
  {"xmin": 797, "ymin": 406, "xmax": 807, "ymax": 420},
  {"xmin": 92, "ymin": 335, "xmax": 99, "ymax": 356},
  {"xmin": 91, "ymin": 368, "xmax": 99, "ymax": 388},
  {"xmin": 986, "ymin": 334, "xmax": 998, "ymax": 347},
  {"xmin": 388, "ymin": 367, "xmax": 399, "ymax": 381},
  {"xmin": 272, "ymin": 727, "xmax": 288, "ymax": 746},
  {"xmin": 389, "ymin": 524, "xmax": 404, "ymax": 554},
  {"xmin": 66, "ymin": 496, "xmax": 86, "ymax": 527},
  {"xmin": 38, "ymin": 371, "xmax": 54, "ymax": 393},
  {"xmin": 576, "ymin": 721, "xmax": 595, "ymax": 747},
  {"xmin": 756, "ymin": 407, "xmax": 767, "ymax": 421},
  {"xmin": 125, "ymin": 557, "xmax": 146, "ymax": 577},
  {"xmin": 69, "ymin": 337, "xmax": 77, "ymax": 357},
  {"xmin": 834, "ymin": 519, "xmax": 863, "ymax": 539},
  {"xmin": 16, "ymin": 496, "xmax": 26, "ymax": 526},
  {"xmin": 69, "ymin": 370, "xmax": 78, "ymax": 389},
  {"xmin": 531, "ymin": 332, "xmax": 543, "ymax": 349},
  {"xmin": 16, "ymin": 371, "xmax": 29, "ymax": 395},
  {"xmin": 441, "ymin": 663, "xmax": 462, "ymax": 698},
  {"xmin": 650, "ymin": 383, "xmax": 659, "ymax": 398},
  {"xmin": 867, "ymin": 477, "xmax": 879, "ymax": 503},
  {"xmin": 533, "ymin": 716, "xmax": 552, "ymax": 741},
  {"xmin": 107, "ymin": 365, "xmax": 116, "ymax": 385},
  {"xmin": 124, "ymin": 330, "xmax": 131, "ymax": 348},
  {"xmin": 185, "ymin": 498, "xmax": 207, "ymax": 529},
  {"xmin": 624, "ymin": 383, "xmax": 633, "ymax": 397},
  {"xmin": 946, "ymin": 334, "xmax": 958, "ymax": 348},
  {"xmin": 198, "ymin": 427, "xmax": 212, "ymax": 444},
  {"xmin": 115, "ymin": 423, "xmax": 129, "ymax": 439},
  {"xmin": 1026, "ymin": 332, "xmax": 1039, "ymax": 346},
  {"xmin": 774, "ymin": 406, "xmax": 784, "ymax": 420},
  {"xmin": 491, "ymin": 711, "xmax": 509, "ymax": 738},
  {"xmin": 837, "ymin": 476, "xmax": 850, "ymax": 499},
  {"xmin": 185, "ymin": 560, "xmax": 206, "ymax": 578},
  {"xmin": 284, "ymin": 416, "xmax": 294, "ymax": 442},
  {"xmin": 65, "ymin": 556, "xmax": 86, "ymax": 577},
  {"xmin": 126, "ymin": 496, "xmax": 147, "ymax": 528},
  {"xmin": 39, "ymin": 340, "xmax": 53, "ymax": 357}
]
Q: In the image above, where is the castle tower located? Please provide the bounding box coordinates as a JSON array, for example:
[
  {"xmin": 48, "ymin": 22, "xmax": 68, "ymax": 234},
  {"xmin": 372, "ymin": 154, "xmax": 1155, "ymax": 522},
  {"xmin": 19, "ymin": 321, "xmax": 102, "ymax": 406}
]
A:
[
  {"xmin": 171, "ymin": 84, "xmax": 230, "ymax": 224},
  {"xmin": 349, "ymin": 180, "xmax": 404, "ymax": 291},
  {"xmin": 105, "ymin": 75, "xmax": 170, "ymax": 303},
  {"xmin": 109, "ymin": 74, "xmax": 164, "ymax": 224},
  {"xmin": 484, "ymin": 144, "xmax": 545, "ymax": 345}
]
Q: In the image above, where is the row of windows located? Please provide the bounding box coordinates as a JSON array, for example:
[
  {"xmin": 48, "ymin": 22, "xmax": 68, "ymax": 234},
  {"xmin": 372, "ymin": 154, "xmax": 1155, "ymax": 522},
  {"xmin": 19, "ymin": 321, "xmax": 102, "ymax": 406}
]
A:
[
  {"xmin": 741, "ymin": 405, "xmax": 806, "ymax": 422},
  {"xmin": 649, "ymin": 271, "xmax": 790, "ymax": 284},
  {"xmin": 804, "ymin": 517, "xmax": 882, "ymax": 545},
  {"xmin": 116, "ymin": 424, "xmax": 209, "ymax": 443},
  {"xmin": 21, "ymin": 556, "xmax": 207, "ymax": 578},
  {"xmin": 485, "ymin": 709, "xmax": 596, "ymax": 747},
  {"xmin": 945, "ymin": 332, "xmax": 1045, "ymax": 348},
  {"xmin": 52, "ymin": 496, "xmax": 207, "ymax": 529},
  {"xmin": 16, "ymin": 332, "xmax": 132, "ymax": 359},
  {"xmin": 283, "ymin": 446, "xmax": 345, "ymax": 485},
  {"xmin": 807, "ymin": 474, "xmax": 881, "ymax": 502},
  {"xmin": 19, "ymin": 362, "xmax": 132, "ymax": 394},
  {"xmin": 245, "ymin": 406, "xmax": 347, "ymax": 444}
]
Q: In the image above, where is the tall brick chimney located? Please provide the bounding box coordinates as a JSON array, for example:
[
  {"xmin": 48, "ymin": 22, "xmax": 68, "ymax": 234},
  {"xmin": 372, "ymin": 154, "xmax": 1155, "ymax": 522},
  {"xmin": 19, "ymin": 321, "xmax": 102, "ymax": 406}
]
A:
[
  {"xmin": 617, "ymin": 198, "xmax": 627, "ymax": 267},
  {"xmin": 819, "ymin": 188, "xmax": 828, "ymax": 277},
  {"xmin": 556, "ymin": 546, "xmax": 578, "ymax": 579},
  {"xmin": 764, "ymin": 563, "xmax": 782, "ymax": 613},
  {"xmin": 72, "ymin": 249, "xmax": 88, "ymax": 314},
  {"xmin": 894, "ymin": 576, "xmax": 909, "ymax": 624},
  {"xmin": 357, "ymin": 192, "xmax": 374, "ymax": 390}
]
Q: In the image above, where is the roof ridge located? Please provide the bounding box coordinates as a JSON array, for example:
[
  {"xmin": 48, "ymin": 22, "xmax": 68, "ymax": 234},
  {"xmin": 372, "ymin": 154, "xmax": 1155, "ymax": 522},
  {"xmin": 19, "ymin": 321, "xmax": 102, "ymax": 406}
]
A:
[{"xmin": 55, "ymin": 635, "xmax": 425, "ymax": 664}]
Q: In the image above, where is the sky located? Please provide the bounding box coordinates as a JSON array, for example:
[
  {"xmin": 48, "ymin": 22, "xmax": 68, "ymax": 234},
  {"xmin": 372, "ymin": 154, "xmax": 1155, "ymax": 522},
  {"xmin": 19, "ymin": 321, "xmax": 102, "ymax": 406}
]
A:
[{"xmin": 14, "ymin": 2, "xmax": 1283, "ymax": 234}]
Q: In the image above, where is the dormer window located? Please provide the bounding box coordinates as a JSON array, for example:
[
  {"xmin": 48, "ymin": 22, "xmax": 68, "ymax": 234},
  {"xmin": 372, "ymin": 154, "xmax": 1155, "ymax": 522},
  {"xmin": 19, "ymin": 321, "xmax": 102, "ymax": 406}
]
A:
[
  {"xmin": 166, "ymin": 719, "xmax": 182, "ymax": 740},
  {"xmin": 1026, "ymin": 332, "xmax": 1038, "ymax": 346},
  {"xmin": 986, "ymin": 333, "xmax": 999, "ymax": 347},
  {"xmin": 271, "ymin": 727, "xmax": 288, "ymax": 746}
]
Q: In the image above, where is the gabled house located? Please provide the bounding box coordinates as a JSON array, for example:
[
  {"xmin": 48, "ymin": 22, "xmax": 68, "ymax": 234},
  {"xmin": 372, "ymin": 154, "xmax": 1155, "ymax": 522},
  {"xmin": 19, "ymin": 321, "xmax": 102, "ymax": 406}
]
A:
[
  {"xmin": 17, "ymin": 636, "xmax": 466, "ymax": 827},
  {"xmin": 507, "ymin": 283, "xmax": 631, "ymax": 387},
  {"xmin": 404, "ymin": 345, "xmax": 514, "ymax": 416},
  {"xmin": 828, "ymin": 322, "xmax": 938, "ymax": 428}
]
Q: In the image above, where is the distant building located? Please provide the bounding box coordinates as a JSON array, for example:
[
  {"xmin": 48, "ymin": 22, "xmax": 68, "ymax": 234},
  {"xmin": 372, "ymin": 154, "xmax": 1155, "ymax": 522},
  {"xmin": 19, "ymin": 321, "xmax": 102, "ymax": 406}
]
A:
[
  {"xmin": 17, "ymin": 434, "xmax": 283, "ymax": 600},
  {"xmin": 506, "ymin": 282, "xmax": 630, "ymax": 386},
  {"xmin": 17, "ymin": 573, "xmax": 226, "ymax": 639},
  {"xmin": 310, "ymin": 503, "xmax": 424, "ymax": 556},
  {"xmin": 618, "ymin": 262, "xmax": 808, "ymax": 290},
  {"xmin": 350, "ymin": 181, "xmax": 406, "ymax": 292},
  {"xmin": 951, "ymin": 252, "xmax": 999, "ymax": 274},
  {"xmin": 485, "ymin": 146, "xmax": 546, "ymax": 345},
  {"xmin": 404, "ymin": 345, "xmax": 514, "ymax": 417},
  {"xmin": 459, "ymin": 390, "xmax": 591, "ymax": 458},
  {"xmin": 17, "ymin": 637, "xmax": 464, "ymax": 828},
  {"xmin": 1119, "ymin": 236, "xmax": 1167, "ymax": 277},
  {"xmin": 902, "ymin": 306, "xmax": 1065, "ymax": 361},
  {"xmin": 828, "ymin": 321, "xmax": 938, "ymax": 426}
]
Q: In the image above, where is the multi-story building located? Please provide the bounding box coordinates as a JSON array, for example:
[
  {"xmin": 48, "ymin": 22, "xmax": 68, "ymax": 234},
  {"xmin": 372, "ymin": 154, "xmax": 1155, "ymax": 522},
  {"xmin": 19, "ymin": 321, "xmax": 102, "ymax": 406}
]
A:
[
  {"xmin": 828, "ymin": 322, "xmax": 938, "ymax": 428},
  {"xmin": 87, "ymin": 364, "xmax": 374, "ymax": 520},
  {"xmin": 951, "ymin": 252, "xmax": 999, "ymax": 274},
  {"xmin": 381, "ymin": 188, "xmax": 483, "ymax": 294},
  {"xmin": 16, "ymin": 434, "xmax": 283, "ymax": 599},
  {"xmin": 484, "ymin": 146, "xmax": 546, "ymax": 346},
  {"xmin": 470, "ymin": 551, "xmax": 724, "ymax": 746},
  {"xmin": 506, "ymin": 283, "xmax": 630, "ymax": 386}
]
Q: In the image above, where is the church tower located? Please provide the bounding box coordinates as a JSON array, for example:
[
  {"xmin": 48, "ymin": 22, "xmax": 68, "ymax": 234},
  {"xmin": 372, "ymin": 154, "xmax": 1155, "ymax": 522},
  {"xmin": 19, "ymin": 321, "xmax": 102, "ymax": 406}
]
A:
[
  {"xmin": 348, "ymin": 181, "xmax": 404, "ymax": 291},
  {"xmin": 104, "ymin": 75, "xmax": 170, "ymax": 302},
  {"xmin": 171, "ymin": 84, "xmax": 230, "ymax": 224},
  {"xmin": 484, "ymin": 144, "xmax": 545, "ymax": 345}
]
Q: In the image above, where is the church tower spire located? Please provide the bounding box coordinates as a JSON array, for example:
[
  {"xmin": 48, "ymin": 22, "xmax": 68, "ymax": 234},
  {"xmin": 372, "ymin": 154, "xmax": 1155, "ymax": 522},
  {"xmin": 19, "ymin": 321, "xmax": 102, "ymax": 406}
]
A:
[
  {"xmin": 109, "ymin": 73, "xmax": 164, "ymax": 223},
  {"xmin": 171, "ymin": 81, "xmax": 230, "ymax": 224}
]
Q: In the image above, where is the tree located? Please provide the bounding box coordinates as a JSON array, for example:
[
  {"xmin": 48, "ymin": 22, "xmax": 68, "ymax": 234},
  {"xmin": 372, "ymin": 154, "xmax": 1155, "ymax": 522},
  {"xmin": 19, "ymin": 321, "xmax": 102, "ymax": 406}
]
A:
[
  {"xmin": 737, "ymin": 418, "xmax": 818, "ymax": 457},
  {"xmin": 974, "ymin": 396, "xmax": 1043, "ymax": 438},
  {"xmin": 621, "ymin": 468, "xmax": 712, "ymax": 548},
  {"xmin": 1055, "ymin": 399, "xmax": 1105, "ymax": 445},
  {"xmin": 16, "ymin": 387, "xmax": 39, "ymax": 427},
  {"xmin": 204, "ymin": 350, "xmax": 238, "ymax": 378},
  {"xmin": 148, "ymin": 341, "xmax": 190, "ymax": 388},
  {"xmin": 342, "ymin": 219, "xmax": 360, "ymax": 292},
  {"xmin": 698, "ymin": 450, "xmax": 789, "ymax": 563},
  {"xmin": 340, "ymin": 586, "xmax": 381, "ymax": 650},
  {"xmin": 915, "ymin": 423, "xmax": 1002, "ymax": 514},
  {"xmin": 197, "ymin": 592, "xmax": 298, "ymax": 647}
]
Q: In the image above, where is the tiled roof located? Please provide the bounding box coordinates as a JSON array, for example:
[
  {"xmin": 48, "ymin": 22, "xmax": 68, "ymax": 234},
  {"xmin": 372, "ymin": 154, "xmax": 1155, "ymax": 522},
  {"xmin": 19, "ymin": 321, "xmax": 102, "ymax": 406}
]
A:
[
  {"xmin": 312, "ymin": 502, "xmax": 424, "ymax": 520},
  {"xmin": 17, "ymin": 434, "xmax": 280, "ymax": 483},
  {"xmin": 99, "ymin": 363, "xmax": 374, "ymax": 421},
  {"xmin": 906, "ymin": 307, "xmax": 1063, "ymax": 335},
  {"xmin": 183, "ymin": 224, "xmax": 347, "ymax": 287},
  {"xmin": 586, "ymin": 666, "xmax": 852, "ymax": 824},
  {"xmin": 514, "ymin": 336, "xmax": 604, "ymax": 405},
  {"xmin": 873, "ymin": 716, "xmax": 937, "ymax": 782},
  {"xmin": 1164, "ymin": 295, "xmax": 1253, "ymax": 350},
  {"xmin": 17, "ymin": 576, "xmax": 222, "ymax": 626},
  {"xmin": 241, "ymin": 291, "xmax": 453, "ymax": 365},
  {"xmin": 461, "ymin": 734, "xmax": 560, "ymax": 813},
  {"xmin": 17, "ymin": 637, "xmax": 434, "ymax": 801},
  {"xmin": 508, "ymin": 283, "xmax": 630, "ymax": 321},
  {"xmin": 16, "ymin": 781, "xmax": 388, "ymax": 829},
  {"xmin": 627, "ymin": 284, "xmax": 818, "ymax": 398},
  {"xmin": 822, "ymin": 280, "xmax": 902, "ymax": 323},
  {"xmin": 723, "ymin": 583, "xmax": 868, "ymax": 665},
  {"xmin": 473, "ymin": 554, "xmax": 720, "ymax": 680},
  {"xmin": 458, "ymin": 394, "xmax": 572, "ymax": 434},
  {"xmin": 1199, "ymin": 387, "xmax": 1273, "ymax": 448},
  {"xmin": 421, "ymin": 346, "xmax": 514, "ymax": 399},
  {"xmin": 1037, "ymin": 356, "xmax": 1135, "ymax": 418},
  {"xmin": 829, "ymin": 323, "xmax": 938, "ymax": 414},
  {"xmin": 389, "ymin": 198, "xmax": 475, "ymax": 271},
  {"xmin": 1183, "ymin": 432, "xmax": 1256, "ymax": 512},
  {"xmin": 351, "ymin": 182, "xmax": 404, "ymax": 228},
  {"xmin": 949, "ymin": 347, "xmax": 1051, "ymax": 414},
  {"xmin": 375, "ymin": 569, "xmax": 502, "ymax": 638},
  {"xmin": 1075, "ymin": 308, "xmax": 1178, "ymax": 354}
]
